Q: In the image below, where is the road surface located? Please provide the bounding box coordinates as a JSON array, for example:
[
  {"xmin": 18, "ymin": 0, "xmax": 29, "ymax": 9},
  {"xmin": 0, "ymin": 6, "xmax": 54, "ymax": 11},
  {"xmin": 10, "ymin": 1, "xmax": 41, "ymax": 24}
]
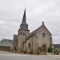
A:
[{"xmin": 0, "ymin": 51, "xmax": 60, "ymax": 60}]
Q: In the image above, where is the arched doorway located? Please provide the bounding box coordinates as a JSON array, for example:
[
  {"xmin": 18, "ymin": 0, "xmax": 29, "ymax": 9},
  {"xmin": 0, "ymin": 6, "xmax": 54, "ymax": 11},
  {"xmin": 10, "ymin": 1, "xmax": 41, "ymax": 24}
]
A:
[
  {"xmin": 14, "ymin": 47, "xmax": 17, "ymax": 52},
  {"xmin": 42, "ymin": 45, "xmax": 46, "ymax": 51}
]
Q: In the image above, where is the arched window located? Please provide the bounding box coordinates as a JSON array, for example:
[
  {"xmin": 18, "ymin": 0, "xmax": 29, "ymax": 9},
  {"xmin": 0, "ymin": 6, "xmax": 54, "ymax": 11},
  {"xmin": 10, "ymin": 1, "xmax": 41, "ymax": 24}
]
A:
[
  {"xmin": 42, "ymin": 33, "xmax": 45, "ymax": 38},
  {"xmin": 28, "ymin": 43, "xmax": 30, "ymax": 47}
]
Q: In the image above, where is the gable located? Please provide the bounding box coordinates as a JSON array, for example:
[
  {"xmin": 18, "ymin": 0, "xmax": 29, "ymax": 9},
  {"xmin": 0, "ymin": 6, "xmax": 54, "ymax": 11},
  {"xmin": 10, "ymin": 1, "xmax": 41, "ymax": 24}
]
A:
[
  {"xmin": 25, "ymin": 22, "xmax": 52, "ymax": 42},
  {"xmin": 37, "ymin": 24, "xmax": 52, "ymax": 35}
]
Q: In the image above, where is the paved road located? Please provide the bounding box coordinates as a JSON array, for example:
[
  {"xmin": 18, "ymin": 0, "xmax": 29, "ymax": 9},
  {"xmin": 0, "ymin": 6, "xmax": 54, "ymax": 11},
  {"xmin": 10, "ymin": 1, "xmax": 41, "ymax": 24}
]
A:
[{"xmin": 0, "ymin": 51, "xmax": 60, "ymax": 60}]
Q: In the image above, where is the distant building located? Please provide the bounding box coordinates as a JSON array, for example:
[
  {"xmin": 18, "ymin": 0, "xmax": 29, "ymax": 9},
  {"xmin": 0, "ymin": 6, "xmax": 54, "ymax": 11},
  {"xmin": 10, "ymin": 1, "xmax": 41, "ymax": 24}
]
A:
[
  {"xmin": 52, "ymin": 44, "xmax": 60, "ymax": 53},
  {"xmin": 0, "ymin": 39, "xmax": 12, "ymax": 51},
  {"xmin": 12, "ymin": 9, "xmax": 52, "ymax": 54}
]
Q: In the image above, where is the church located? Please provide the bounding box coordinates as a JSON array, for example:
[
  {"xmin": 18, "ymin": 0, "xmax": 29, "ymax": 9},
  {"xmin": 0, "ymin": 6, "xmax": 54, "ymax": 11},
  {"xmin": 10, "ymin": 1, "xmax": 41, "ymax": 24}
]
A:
[{"xmin": 11, "ymin": 9, "xmax": 52, "ymax": 54}]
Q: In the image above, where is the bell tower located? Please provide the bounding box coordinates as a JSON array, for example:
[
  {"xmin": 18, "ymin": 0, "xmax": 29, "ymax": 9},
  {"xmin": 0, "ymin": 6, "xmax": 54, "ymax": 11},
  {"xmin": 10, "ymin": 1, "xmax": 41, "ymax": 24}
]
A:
[
  {"xmin": 20, "ymin": 8, "xmax": 28, "ymax": 30},
  {"xmin": 18, "ymin": 8, "xmax": 29, "ymax": 36},
  {"xmin": 18, "ymin": 9, "xmax": 30, "ymax": 52}
]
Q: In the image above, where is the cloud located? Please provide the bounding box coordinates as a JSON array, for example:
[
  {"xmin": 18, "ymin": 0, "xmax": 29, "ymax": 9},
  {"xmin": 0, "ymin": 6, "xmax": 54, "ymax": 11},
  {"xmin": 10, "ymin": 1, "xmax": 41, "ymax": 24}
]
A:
[{"xmin": 0, "ymin": 0, "xmax": 60, "ymax": 44}]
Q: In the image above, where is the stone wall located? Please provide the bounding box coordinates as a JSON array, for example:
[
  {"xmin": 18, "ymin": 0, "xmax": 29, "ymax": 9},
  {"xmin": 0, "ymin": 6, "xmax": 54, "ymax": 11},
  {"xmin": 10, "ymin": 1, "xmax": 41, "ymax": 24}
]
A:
[
  {"xmin": 18, "ymin": 35, "xmax": 25, "ymax": 52},
  {"xmin": 36, "ymin": 25, "xmax": 52, "ymax": 51},
  {"xmin": 25, "ymin": 24, "xmax": 52, "ymax": 54}
]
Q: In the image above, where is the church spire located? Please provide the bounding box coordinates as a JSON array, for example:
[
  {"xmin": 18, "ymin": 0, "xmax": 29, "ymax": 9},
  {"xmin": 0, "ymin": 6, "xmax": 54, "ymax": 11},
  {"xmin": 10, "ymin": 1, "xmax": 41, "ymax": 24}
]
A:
[
  {"xmin": 22, "ymin": 8, "xmax": 26, "ymax": 24},
  {"xmin": 20, "ymin": 8, "xmax": 28, "ymax": 30}
]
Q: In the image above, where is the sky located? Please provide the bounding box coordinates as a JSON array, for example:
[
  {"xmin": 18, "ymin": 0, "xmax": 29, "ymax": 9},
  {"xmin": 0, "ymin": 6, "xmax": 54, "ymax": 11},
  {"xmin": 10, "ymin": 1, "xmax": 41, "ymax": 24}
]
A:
[{"xmin": 0, "ymin": 0, "xmax": 60, "ymax": 44}]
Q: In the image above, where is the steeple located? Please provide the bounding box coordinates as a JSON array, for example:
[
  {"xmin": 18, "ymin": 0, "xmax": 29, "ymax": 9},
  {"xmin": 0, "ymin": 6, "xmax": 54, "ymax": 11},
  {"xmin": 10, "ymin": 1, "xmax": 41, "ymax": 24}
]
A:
[
  {"xmin": 22, "ymin": 8, "xmax": 26, "ymax": 24},
  {"xmin": 20, "ymin": 8, "xmax": 28, "ymax": 30}
]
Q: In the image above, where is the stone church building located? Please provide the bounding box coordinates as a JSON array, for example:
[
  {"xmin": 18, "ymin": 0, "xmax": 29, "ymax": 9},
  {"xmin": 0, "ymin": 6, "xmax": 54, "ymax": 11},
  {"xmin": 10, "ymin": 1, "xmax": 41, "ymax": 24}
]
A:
[{"xmin": 12, "ymin": 9, "xmax": 52, "ymax": 54}]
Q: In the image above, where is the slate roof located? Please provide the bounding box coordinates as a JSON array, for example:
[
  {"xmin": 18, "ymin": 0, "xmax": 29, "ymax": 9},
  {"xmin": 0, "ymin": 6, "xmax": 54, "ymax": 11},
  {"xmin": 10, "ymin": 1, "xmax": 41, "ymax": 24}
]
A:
[
  {"xmin": 52, "ymin": 44, "xmax": 60, "ymax": 48},
  {"xmin": 0, "ymin": 39, "xmax": 12, "ymax": 47}
]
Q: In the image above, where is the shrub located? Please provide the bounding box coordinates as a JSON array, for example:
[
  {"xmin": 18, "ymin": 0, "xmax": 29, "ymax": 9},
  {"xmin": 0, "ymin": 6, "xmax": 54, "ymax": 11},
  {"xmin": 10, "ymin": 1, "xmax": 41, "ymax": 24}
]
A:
[
  {"xmin": 37, "ymin": 47, "xmax": 43, "ymax": 54},
  {"xmin": 48, "ymin": 47, "xmax": 53, "ymax": 53}
]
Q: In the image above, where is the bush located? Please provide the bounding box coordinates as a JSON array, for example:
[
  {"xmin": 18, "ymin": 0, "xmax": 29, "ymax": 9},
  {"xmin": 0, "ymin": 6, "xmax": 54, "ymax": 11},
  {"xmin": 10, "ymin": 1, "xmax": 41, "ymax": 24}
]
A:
[
  {"xmin": 37, "ymin": 47, "xmax": 43, "ymax": 54},
  {"xmin": 48, "ymin": 47, "xmax": 53, "ymax": 53}
]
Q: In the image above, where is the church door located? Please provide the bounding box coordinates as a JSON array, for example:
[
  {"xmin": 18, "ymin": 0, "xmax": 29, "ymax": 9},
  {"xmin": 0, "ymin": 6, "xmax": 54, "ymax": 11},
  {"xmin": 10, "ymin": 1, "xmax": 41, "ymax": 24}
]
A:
[
  {"xmin": 14, "ymin": 47, "xmax": 17, "ymax": 52},
  {"xmin": 42, "ymin": 45, "xmax": 46, "ymax": 51}
]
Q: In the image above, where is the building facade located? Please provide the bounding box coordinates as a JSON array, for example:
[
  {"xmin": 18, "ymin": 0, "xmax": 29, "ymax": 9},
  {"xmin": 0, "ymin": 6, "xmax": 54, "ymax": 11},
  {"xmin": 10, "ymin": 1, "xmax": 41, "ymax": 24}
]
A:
[
  {"xmin": 0, "ymin": 39, "xmax": 12, "ymax": 51},
  {"xmin": 52, "ymin": 44, "xmax": 60, "ymax": 53},
  {"xmin": 12, "ymin": 9, "xmax": 52, "ymax": 54}
]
